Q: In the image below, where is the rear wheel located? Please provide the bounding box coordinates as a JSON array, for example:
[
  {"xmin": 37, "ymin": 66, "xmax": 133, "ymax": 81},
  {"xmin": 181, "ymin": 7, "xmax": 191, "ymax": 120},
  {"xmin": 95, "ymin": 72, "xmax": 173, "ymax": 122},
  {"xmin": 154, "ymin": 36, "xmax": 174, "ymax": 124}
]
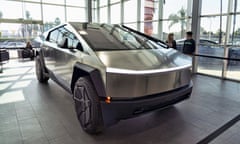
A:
[
  {"xmin": 35, "ymin": 56, "xmax": 49, "ymax": 83},
  {"xmin": 74, "ymin": 77, "xmax": 104, "ymax": 134}
]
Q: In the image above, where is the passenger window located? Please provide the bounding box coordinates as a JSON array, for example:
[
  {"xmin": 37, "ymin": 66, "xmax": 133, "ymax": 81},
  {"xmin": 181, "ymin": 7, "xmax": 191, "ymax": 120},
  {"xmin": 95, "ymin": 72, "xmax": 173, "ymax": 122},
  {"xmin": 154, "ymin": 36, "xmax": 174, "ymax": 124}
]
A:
[
  {"xmin": 57, "ymin": 28, "xmax": 69, "ymax": 46},
  {"xmin": 68, "ymin": 33, "xmax": 83, "ymax": 51},
  {"xmin": 75, "ymin": 41, "xmax": 83, "ymax": 51},
  {"xmin": 49, "ymin": 27, "xmax": 84, "ymax": 51},
  {"xmin": 48, "ymin": 29, "xmax": 59, "ymax": 43},
  {"xmin": 67, "ymin": 33, "xmax": 75, "ymax": 49}
]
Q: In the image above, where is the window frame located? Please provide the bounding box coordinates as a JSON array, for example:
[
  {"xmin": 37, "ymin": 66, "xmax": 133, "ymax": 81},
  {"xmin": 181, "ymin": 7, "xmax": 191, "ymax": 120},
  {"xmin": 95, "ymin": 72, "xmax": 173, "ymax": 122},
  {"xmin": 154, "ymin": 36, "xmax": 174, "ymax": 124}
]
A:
[{"xmin": 46, "ymin": 26, "xmax": 83, "ymax": 51}]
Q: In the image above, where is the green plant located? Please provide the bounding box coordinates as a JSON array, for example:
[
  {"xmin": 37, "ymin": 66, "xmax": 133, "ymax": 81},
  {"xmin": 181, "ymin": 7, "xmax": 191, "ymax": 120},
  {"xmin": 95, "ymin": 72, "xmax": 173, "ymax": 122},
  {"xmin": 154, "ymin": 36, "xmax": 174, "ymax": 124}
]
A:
[{"xmin": 168, "ymin": 7, "xmax": 187, "ymax": 38}]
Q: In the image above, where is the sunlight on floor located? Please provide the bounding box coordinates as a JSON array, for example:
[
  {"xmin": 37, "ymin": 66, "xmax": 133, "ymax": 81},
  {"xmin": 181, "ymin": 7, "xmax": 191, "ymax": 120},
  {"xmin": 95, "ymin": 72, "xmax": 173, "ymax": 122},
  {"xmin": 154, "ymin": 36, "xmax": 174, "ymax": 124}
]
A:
[
  {"xmin": 21, "ymin": 74, "xmax": 36, "ymax": 80},
  {"xmin": 0, "ymin": 76, "xmax": 20, "ymax": 82},
  {"xmin": 11, "ymin": 80, "xmax": 32, "ymax": 89},
  {"xmin": 0, "ymin": 82, "xmax": 12, "ymax": 91},
  {"xmin": 198, "ymin": 68, "xmax": 240, "ymax": 80},
  {"xmin": 0, "ymin": 90, "xmax": 25, "ymax": 104},
  {"xmin": 0, "ymin": 59, "xmax": 34, "ymax": 105},
  {"xmin": 227, "ymin": 72, "xmax": 240, "ymax": 81}
]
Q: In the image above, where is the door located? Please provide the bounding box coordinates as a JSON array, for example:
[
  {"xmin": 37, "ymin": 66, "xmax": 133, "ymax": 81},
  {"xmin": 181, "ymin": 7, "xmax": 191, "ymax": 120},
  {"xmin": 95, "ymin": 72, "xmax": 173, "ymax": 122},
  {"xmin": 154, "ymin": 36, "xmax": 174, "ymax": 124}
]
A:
[
  {"xmin": 42, "ymin": 28, "xmax": 59, "ymax": 72},
  {"xmin": 51, "ymin": 27, "xmax": 84, "ymax": 85}
]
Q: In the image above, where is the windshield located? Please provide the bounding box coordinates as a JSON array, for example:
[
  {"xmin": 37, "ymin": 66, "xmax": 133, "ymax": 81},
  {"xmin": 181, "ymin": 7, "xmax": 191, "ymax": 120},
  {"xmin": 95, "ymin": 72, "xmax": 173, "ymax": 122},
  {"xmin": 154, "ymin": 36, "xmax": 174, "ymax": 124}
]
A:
[{"xmin": 78, "ymin": 24, "xmax": 165, "ymax": 51}]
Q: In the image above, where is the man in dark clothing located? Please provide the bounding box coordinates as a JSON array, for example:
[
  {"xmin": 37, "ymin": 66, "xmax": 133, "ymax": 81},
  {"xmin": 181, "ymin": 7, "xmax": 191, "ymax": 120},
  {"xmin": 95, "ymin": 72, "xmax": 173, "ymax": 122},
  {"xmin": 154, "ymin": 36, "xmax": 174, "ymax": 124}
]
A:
[{"xmin": 183, "ymin": 31, "xmax": 196, "ymax": 55}]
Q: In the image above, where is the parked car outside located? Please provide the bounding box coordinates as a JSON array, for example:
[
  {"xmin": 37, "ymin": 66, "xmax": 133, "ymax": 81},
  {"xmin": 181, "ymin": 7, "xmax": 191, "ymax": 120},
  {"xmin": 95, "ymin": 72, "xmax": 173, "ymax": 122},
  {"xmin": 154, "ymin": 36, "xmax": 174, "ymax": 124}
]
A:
[
  {"xmin": 31, "ymin": 36, "xmax": 44, "ymax": 48},
  {"xmin": 0, "ymin": 41, "xmax": 26, "ymax": 49},
  {"xmin": 176, "ymin": 39, "xmax": 240, "ymax": 66},
  {"xmin": 176, "ymin": 39, "xmax": 224, "ymax": 56}
]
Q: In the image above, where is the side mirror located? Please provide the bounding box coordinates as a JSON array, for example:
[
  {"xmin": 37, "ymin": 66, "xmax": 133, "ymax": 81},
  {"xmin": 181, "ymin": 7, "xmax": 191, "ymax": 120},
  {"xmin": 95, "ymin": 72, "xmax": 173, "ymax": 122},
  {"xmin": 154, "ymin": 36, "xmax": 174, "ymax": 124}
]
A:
[
  {"xmin": 58, "ymin": 37, "xmax": 68, "ymax": 48},
  {"xmin": 76, "ymin": 42, "xmax": 83, "ymax": 51}
]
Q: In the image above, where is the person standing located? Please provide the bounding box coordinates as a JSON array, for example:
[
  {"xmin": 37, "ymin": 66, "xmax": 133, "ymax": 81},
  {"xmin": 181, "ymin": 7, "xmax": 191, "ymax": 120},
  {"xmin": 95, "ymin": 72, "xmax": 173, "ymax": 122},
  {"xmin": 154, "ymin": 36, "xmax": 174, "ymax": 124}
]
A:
[
  {"xmin": 182, "ymin": 31, "xmax": 196, "ymax": 55},
  {"xmin": 26, "ymin": 41, "xmax": 33, "ymax": 50},
  {"xmin": 166, "ymin": 33, "xmax": 177, "ymax": 49}
]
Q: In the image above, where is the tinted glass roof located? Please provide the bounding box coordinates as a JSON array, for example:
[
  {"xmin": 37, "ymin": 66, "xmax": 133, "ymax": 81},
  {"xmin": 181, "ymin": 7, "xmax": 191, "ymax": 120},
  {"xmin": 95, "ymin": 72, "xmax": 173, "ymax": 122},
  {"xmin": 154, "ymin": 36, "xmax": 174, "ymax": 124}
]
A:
[{"xmin": 69, "ymin": 22, "xmax": 165, "ymax": 51}]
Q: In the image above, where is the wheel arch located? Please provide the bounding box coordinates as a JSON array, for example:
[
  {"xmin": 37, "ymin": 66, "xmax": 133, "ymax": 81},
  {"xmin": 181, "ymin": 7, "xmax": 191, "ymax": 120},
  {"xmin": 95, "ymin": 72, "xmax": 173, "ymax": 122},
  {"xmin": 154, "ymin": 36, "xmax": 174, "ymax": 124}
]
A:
[{"xmin": 71, "ymin": 62, "xmax": 106, "ymax": 98}]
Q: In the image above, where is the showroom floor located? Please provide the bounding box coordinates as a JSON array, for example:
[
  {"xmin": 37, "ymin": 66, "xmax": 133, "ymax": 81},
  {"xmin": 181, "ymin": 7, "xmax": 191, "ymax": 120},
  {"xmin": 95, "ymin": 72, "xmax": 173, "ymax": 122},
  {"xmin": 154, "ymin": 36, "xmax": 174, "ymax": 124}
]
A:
[{"xmin": 0, "ymin": 60, "xmax": 240, "ymax": 144}]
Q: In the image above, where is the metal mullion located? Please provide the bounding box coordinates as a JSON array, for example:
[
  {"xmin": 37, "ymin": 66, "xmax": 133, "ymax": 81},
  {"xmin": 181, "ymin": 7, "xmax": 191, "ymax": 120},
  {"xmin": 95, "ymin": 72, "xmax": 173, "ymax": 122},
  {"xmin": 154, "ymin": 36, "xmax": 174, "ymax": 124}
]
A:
[
  {"xmin": 97, "ymin": 0, "xmax": 100, "ymax": 23},
  {"xmin": 64, "ymin": 0, "xmax": 67, "ymax": 22},
  {"xmin": 191, "ymin": 0, "xmax": 202, "ymax": 73},
  {"xmin": 222, "ymin": 0, "xmax": 234, "ymax": 78},
  {"xmin": 40, "ymin": 0, "xmax": 44, "ymax": 32},
  {"xmin": 108, "ymin": 0, "xmax": 111, "ymax": 24},
  {"xmin": 87, "ymin": 0, "xmax": 92, "ymax": 23},
  {"xmin": 200, "ymin": 12, "xmax": 240, "ymax": 18},
  {"xmin": 137, "ymin": 0, "xmax": 141, "ymax": 31},
  {"xmin": 158, "ymin": 0, "xmax": 164, "ymax": 39},
  {"xmin": 120, "ymin": 0, "xmax": 124, "ymax": 25}
]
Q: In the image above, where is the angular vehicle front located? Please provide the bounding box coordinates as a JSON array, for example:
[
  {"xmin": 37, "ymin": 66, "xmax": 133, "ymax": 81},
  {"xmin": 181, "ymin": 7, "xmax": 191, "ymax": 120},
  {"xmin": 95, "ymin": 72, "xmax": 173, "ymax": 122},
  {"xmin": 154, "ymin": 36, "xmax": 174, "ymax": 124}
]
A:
[{"xmin": 77, "ymin": 24, "xmax": 193, "ymax": 125}]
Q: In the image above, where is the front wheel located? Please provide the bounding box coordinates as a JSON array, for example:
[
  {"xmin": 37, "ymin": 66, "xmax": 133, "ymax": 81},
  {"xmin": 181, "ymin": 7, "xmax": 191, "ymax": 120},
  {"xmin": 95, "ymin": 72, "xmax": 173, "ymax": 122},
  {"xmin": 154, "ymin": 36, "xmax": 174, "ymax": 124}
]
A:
[
  {"xmin": 74, "ymin": 76, "xmax": 104, "ymax": 134},
  {"xmin": 35, "ymin": 56, "xmax": 49, "ymax": 83}
]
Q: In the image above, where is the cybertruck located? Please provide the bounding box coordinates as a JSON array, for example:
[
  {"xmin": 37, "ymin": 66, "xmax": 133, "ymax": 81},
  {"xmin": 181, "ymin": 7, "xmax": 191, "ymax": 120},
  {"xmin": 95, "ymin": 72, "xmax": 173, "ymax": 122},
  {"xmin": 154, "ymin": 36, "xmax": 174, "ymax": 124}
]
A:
[{"xmin": 35, "ymin": 22, "xmax": 193, "ymax": 134}]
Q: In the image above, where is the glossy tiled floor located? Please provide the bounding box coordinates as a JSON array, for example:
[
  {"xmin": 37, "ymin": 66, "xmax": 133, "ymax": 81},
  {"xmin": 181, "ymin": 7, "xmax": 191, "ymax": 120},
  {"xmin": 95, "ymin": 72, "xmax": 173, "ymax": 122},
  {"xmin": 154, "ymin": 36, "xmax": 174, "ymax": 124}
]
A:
[{"xmin": 0, "ymin": 60, "xmax": 240, "ymax": 144}]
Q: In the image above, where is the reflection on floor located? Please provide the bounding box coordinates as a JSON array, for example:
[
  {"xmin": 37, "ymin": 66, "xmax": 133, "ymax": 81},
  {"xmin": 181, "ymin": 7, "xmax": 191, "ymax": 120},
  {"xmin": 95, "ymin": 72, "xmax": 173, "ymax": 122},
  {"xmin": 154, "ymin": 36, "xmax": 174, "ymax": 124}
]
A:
[{"xmin": 0, "ymin": 60, "xmax": 240, "ymax": 144}]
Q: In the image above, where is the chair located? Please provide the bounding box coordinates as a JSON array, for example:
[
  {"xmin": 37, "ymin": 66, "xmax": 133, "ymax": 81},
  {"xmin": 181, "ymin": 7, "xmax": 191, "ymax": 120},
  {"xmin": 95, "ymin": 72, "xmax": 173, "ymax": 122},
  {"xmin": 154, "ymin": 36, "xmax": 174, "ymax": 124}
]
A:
[
  {"xmin": 17, "ymin": 49, "xmax": 35, "ymax": 60},
  {"xmin": 0, "ymin": 50, "xmax": 10, "ymax": 73},
  {"xmin": 0, "ymin": 50, "xmax": 10, "ymax": 62}
]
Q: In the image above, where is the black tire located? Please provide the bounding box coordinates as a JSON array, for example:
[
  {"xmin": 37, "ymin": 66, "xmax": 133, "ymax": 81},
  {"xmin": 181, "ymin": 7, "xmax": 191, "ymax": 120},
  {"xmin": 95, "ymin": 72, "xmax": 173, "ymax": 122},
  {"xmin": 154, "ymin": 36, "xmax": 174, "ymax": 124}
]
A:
[
  {"xmin": 35, "ymin": 56, "xmax": 49, "ymax": 83},
  {"xmin": 74, "ymin": 77, "xmax": 104, "ymax": 134}
]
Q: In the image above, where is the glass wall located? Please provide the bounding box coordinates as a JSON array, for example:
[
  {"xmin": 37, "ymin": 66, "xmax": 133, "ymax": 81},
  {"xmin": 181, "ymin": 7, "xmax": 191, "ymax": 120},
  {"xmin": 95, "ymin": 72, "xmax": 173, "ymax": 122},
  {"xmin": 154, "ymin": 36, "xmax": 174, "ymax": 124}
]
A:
[
  {"xmin": 123, "ymin": 0, "xmax": 137, "ymax": 23},
  {"xmin": 0, "ymin": 1, "xmax": 23, "ymax": 19},
  {"xmin": 66, "ymin": 7, "xmax": 86, "ymax": 22},
  {"xmin": 99, "ymin": 7, "xmax": 108, "ymax": 23},
  {"xmin": 110, "ymin": 3, "xmax": 121, "ymax": 24},
  {"xmin": 95, "ymin": 0, "xmax": 193, "ymax": 40},
  {"xmin": 42, "ymin": 5, "xmax": 65, "ymax": 27},
  {"xmin": 0, "ymin": 0, "xmax": 87, "ymax": 40},
  {"xmin": 94, "ymin": 0, "xmax": 240, "ymax": 81},
  {"xmin": 198, "ymin": 0, "xmax": 240, "ymax": 81},
  {"xmin": 201, "ymin": 0, "xmax": 228, "ymax": 15}
]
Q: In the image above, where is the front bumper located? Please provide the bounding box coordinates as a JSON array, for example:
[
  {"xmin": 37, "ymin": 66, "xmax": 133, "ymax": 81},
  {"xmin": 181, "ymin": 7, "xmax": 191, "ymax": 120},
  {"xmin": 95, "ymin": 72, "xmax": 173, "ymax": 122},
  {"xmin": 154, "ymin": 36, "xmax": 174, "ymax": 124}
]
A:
[{"xmin": 100, "ymin": 82, "xmax": 193, "ymax": 126}]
